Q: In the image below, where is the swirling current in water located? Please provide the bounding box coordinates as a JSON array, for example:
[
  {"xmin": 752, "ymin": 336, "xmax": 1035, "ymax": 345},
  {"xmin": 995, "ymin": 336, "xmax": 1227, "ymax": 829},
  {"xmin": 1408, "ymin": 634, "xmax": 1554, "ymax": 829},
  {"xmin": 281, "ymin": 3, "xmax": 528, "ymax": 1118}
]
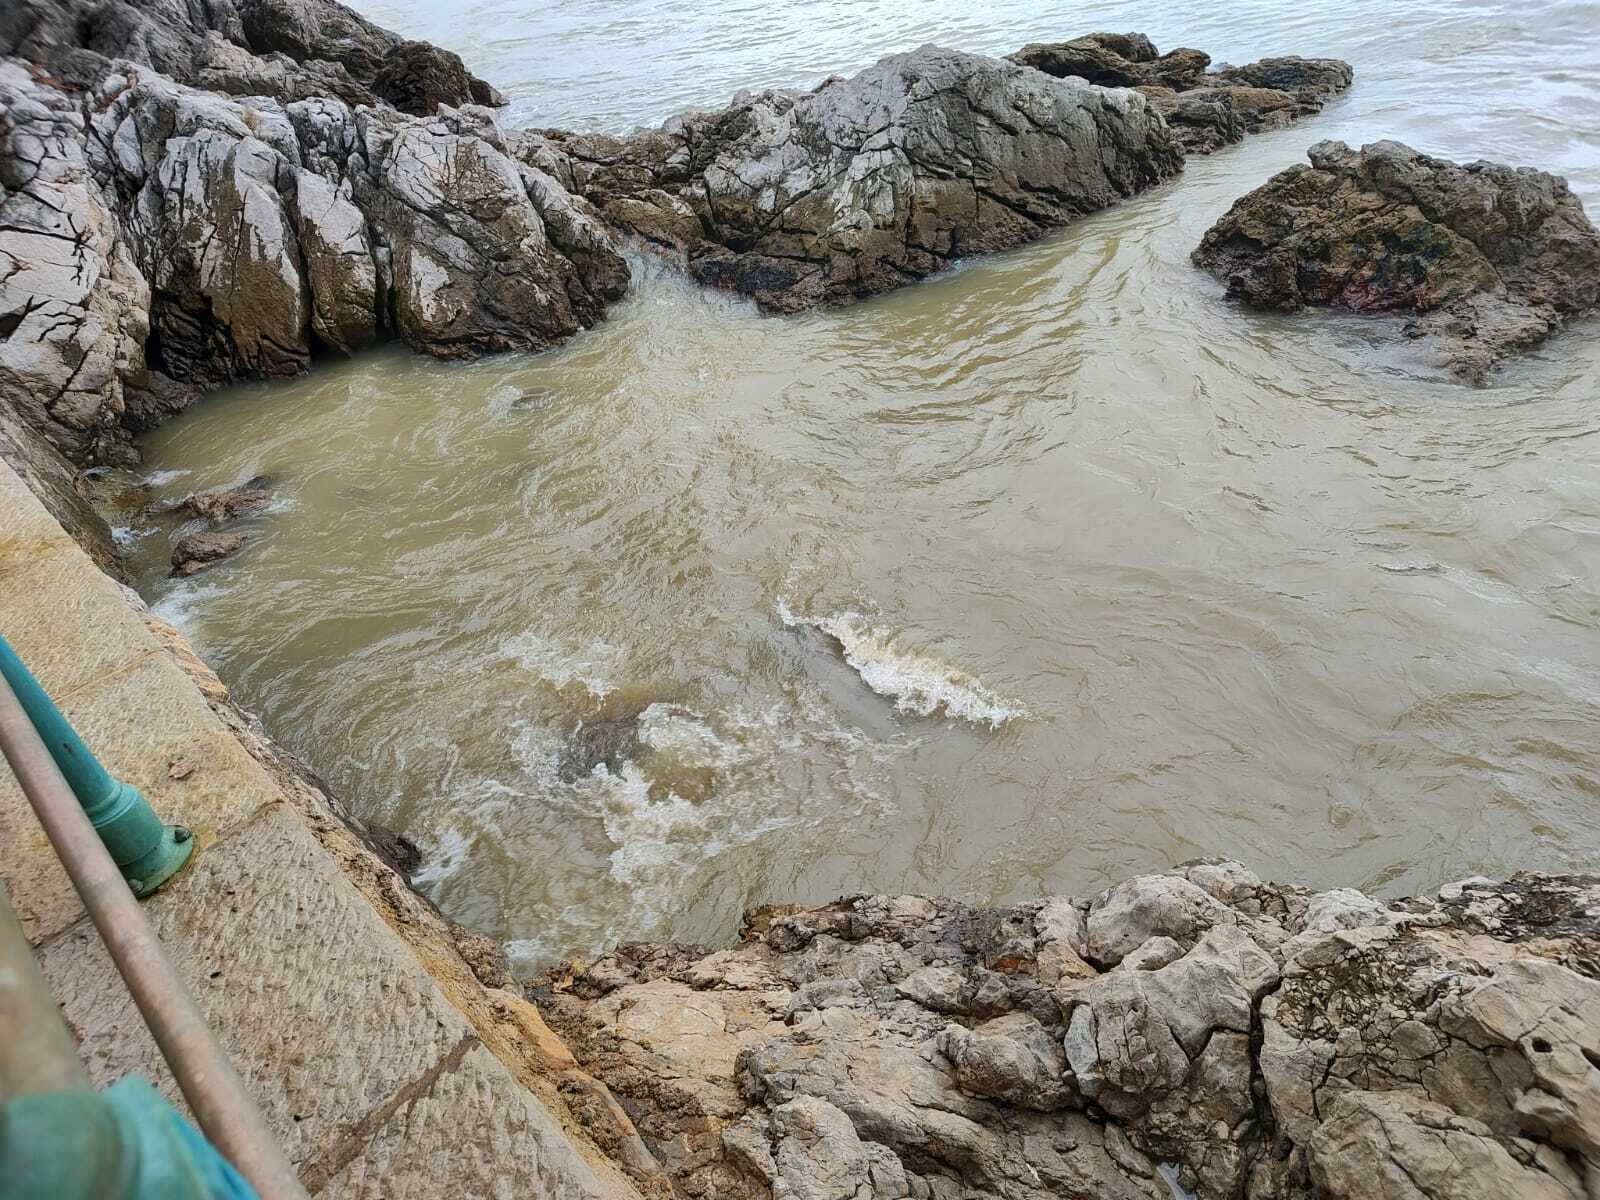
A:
[{"xmin": 119, "ymin": 0, "xmax": 1600, "ymax": 970}]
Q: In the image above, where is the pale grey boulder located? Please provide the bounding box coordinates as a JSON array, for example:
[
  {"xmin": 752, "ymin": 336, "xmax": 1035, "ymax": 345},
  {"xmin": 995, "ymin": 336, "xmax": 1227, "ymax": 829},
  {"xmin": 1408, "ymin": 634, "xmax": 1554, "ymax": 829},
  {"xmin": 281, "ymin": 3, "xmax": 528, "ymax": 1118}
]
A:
[
  {"xmin": 0, "ymin": 62, "xmax": 150, "ymax": 465},
  {"xmin": 1, "ymin": 0, "xmax": 499, "ymax": 114},
  {"xmin": 537, "ymin": 865, "xmax": 1600, "ymax": 1200},
  {"xmin": 90, "ymin": 68, "xmax": 315, "ymax": 385},
  {"xmin": 530, "ymin": 45, "xmax": 1183, "ymax": 312},
  {"xmin": 354, "ymin": 103, "xmax": 627, "ymax": 357},
  {"xmin": 287, "ymin": 168, "xmax": 377, "ymax": 355}
]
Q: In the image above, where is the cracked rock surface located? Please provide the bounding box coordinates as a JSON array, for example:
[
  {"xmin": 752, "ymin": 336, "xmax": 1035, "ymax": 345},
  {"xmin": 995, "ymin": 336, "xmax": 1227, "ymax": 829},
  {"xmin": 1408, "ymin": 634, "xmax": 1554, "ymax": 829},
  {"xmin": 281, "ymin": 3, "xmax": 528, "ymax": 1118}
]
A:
[
  {"xmin": 0, "ymin": 57, "xmax": 627, "ymax": 463},
  {"xmin": 522, "ymin": 45, "xmax": 1185, "ymax": 313},
  {"xmin": 533, "ymin": 863, "xmax": 1600, "ymax": 1200},
  {"xmin": 1193, "ymin": 139, "xmax": 1600, "ymax": 381},
  {"xmin": 1010, "ymin": 33, "xmax": 1353, "ymax": 156},
  {"xmin": 1, "ymin": 0, "xmax": 500, "ymax": 114}
]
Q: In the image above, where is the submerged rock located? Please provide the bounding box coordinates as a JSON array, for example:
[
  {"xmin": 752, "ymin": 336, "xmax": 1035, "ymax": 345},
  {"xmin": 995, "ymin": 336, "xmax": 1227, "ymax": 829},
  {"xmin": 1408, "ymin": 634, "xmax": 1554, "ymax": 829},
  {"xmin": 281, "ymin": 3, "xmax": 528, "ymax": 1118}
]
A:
[
  {"xmin": 1012, "ymin": 34, "xmax": 1352, "ymax": 156},
  {"xmin": 170, "ymin": 528, "xmax": 247, "ymax": 575},
  {"xmin": 528, "ymin": 45, "xmax": 1183, "ymax": 312},
  {"xmin": 534, "ymin": 863, "xmax": 1600, "ymax": 1200},
  {"xmin": 1193, "ymin": 139, "xmax": 1600, "ymax": 380},
  {"xmin": 170, "ymin": 476, "xmax": 273, "ymax": 523}
]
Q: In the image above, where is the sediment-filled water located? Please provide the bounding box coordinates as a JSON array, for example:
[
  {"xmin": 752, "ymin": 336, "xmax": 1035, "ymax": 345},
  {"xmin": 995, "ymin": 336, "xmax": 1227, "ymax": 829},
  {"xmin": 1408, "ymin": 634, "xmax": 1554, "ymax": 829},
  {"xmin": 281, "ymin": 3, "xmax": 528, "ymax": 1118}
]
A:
[{"xmin": 119, "ymin": 0, "xmax": 1600, "ymax": 970}]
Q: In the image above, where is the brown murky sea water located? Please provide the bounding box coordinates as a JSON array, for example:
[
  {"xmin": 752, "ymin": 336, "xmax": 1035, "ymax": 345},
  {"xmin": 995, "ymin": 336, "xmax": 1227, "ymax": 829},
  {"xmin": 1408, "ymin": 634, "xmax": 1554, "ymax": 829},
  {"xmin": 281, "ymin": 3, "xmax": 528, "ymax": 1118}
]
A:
[{"xmin": 119, "ymin": 0, "xmax": 1600, "ymax": 970}]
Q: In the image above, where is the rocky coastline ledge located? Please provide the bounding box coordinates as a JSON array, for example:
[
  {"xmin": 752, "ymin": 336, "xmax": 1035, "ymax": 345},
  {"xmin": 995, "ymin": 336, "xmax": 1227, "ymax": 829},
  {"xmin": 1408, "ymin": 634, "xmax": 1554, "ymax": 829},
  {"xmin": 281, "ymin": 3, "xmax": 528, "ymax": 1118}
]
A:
[
  {"xmin": 1, "ymin": 2, "xmax": 1353, "ymax": 490},
  {"xmin": 531, "ymin": 863, "xmax": 1600, "ymax": 1200}
]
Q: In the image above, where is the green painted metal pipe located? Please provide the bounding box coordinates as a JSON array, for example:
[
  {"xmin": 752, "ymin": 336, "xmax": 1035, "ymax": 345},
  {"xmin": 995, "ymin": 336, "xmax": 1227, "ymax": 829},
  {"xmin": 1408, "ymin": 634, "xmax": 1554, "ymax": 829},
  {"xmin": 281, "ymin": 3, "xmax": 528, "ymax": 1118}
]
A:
[{"xmin": 0, "ymin": 634, "xmax": 193, "ymax": 897}]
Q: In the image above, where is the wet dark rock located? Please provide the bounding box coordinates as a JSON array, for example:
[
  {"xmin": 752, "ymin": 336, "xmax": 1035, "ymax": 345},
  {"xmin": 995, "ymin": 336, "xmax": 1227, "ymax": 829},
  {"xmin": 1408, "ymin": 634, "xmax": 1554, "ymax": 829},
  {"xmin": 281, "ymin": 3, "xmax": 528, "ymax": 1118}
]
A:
[
  {"xmin": 1193, "ymin": 139, "xmax": 1600, "ymax": 379},
  {"xmin": 172, "ymin": 475, "xmax": 273, "ymax": 523},
  {"xmin": 1012, "ymin": 35, "xmax": 1353, "ymax": 156},
  {"xmin": 371, "ymin": 39, "xmax": 477, "ymax": 117},
  {"xmin": 527, "ymin": 45, "xmax": 1183, "ymax": 313},
  {"xmin": 357, "ymin": 819, "xmax": 423, "ymax": 879},
  {"xmin": 1011, "ymin": 32, "xmax": 1211, "ymax": 91},
  {"xmin": 170, "ymin": 528, "xmax": 246, "ymax": 576},
  {"xmin": 538, "ymin": 864, "xmax": 1600, "ymax": 1200}
]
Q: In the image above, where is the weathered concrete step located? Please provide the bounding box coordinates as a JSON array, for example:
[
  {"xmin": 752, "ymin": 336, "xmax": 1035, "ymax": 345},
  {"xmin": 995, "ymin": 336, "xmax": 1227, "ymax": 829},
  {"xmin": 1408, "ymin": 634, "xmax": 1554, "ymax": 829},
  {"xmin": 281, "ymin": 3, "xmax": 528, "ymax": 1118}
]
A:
[{"xmin": 40, "ymin": 802, "xmax": 611, "ymax": 1198}]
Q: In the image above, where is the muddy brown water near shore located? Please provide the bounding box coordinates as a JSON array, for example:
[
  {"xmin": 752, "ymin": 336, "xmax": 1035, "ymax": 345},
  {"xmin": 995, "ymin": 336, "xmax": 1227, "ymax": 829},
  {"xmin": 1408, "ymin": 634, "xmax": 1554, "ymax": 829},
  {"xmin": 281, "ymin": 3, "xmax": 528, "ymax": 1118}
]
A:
[{"xmin": 116, "ymin": 0, "xmax": 1600, "ymax": 971}]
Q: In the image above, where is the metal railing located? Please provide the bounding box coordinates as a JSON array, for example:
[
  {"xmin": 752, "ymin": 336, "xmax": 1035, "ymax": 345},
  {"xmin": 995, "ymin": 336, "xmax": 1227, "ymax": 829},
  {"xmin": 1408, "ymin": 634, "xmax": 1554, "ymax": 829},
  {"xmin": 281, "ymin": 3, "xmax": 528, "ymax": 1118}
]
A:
[{"xmin": 0, "ymin": 635, "xmax": 309, "ymax": 1200}]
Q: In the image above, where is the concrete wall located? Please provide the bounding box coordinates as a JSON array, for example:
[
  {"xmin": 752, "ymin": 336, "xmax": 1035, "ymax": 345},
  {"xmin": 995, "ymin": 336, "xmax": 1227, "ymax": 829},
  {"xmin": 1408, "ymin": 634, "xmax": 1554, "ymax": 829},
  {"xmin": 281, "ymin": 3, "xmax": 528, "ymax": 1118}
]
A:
[{"xmin": 0, "ymin": 457, "xmax": 650, "ymax": 1198}]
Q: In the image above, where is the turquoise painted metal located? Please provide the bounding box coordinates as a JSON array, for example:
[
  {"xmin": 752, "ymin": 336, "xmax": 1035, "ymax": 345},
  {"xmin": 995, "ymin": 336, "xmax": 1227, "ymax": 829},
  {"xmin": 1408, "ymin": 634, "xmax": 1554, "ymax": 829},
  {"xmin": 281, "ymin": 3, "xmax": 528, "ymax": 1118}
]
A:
[
  {"xmin": 0, "ymin": 1077, "xmax": 258, "ymax": 1200},
  {"xmin": 0, "ymin": 634, "xmax": 193, "ymax": 897}
]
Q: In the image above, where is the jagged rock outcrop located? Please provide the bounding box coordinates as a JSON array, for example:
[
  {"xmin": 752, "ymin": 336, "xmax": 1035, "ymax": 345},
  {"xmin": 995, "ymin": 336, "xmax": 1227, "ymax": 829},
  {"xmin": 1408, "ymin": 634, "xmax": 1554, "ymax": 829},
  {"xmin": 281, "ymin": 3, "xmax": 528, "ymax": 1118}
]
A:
[
  {"xmin": 525, "ymin": 45, "xmax": 1184, "ymax": 312},
  {"xmin": 1011, "ymin": 33, "xmax": 1353, "ymax": 155},
  {"xmin": 1193, "ymin": 140, "xmax": 1600, "ymax": 380},
  {"xmin": 533, "ymin": 864, "xmax": 1600, "ymax": 1200},
  {"xmin": 0, "ymin": 57, "xmax": 628, "ymax": 468},
  {"xmin": 0, "ymin": 61, "xmax": 149, "ymax": 466},
  {"xmin": 1, "ymin": 0, "xmax": 500, "ymax": 114}
]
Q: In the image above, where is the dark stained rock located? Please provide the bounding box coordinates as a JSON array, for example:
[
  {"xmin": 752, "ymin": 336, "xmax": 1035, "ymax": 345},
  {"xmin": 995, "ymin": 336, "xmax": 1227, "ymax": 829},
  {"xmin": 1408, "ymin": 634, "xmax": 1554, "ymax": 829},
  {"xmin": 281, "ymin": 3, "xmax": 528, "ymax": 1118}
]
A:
[
  {"xmin": 171, "ymin": 475, "xmax": 273, "ymax": 523},
  {"xmin": 1011, "ymin": 34, "xmax": 1353, "ymax": 156},
  {"xmin": 371, "ymin": 39, "xmax": 478, "ymax": 117},
  {"xmin": 526, "ymin": 45, "xmax": 1183, "ymax": 313},
  {"xmin": 1209, "ymin": 55, "xmax": 1355, "ymax": 111},
  {"xmin": 1011, "ymin": 32, "xmax": 1211, "ymax": 90},
  {"xmin": 170, "ymin": 528, "xmax": 246, "ymax": 576},
  {"xmin": 0, "ymin": 402, "xmax": 123, "ymax": 577},
  {"xmin": 1193, "ymin": 139, "xmax": 1600, "ymax": 379}
]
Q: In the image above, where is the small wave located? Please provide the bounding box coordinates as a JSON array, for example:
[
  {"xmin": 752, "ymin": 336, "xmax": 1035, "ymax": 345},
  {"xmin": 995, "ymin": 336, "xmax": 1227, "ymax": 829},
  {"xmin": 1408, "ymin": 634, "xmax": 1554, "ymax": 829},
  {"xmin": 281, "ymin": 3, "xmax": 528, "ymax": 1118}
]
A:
[
  {"xmin": 778, "ymin": 599, "xmax": 1023, "ymax": 728},
  {"xmin": 501, "ymin": 630, "xmax": 620, "ymax": 698},
  {"xmin": 151, "ymin": 581, "xmax": 226, "ymax": 632},
  {"xmin": 411, "ymin": 826, "xmax": 471, "ymax": 887},
  {"xmin": 142, "ymin": 468, "xmax": 191, "ymax": 487}
]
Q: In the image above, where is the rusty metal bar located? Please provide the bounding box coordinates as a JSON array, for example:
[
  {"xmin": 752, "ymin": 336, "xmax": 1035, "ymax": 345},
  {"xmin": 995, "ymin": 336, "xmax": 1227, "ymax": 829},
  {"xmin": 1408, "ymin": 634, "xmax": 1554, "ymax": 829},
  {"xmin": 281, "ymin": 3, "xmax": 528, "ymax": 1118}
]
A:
[{"xmin": 0, "ymin": 669, "xmax": 309, "ymax": 1200}]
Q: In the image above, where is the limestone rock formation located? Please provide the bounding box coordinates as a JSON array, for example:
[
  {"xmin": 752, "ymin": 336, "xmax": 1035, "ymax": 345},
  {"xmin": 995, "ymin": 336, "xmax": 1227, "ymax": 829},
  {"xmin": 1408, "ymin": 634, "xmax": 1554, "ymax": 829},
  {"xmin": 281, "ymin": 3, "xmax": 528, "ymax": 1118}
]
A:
[
  {"xmin": 526, "ymin": 45, "xmax": 1184, "ymax": 312},
  {"xmin": 0, "ymin": 57, "xmax": 628, "ymax": 468},
  {"xmin": 1, "ymin": 0, "xmax": 500, "ymax": 114},
  {"xmin": 0, "ymin": 61, "xmax": 149, "ymax": 465},
  {"xmin": 1011, "ymin": 33, "xmax": 1353, "ymax": 156},
  {"xmin": 534, "ymin": 864, "xmax": 1600, "ymax": 1200},
  {"xmin": 1193, "ymin": 140, "xmax": 1600, "ymax": 379}
]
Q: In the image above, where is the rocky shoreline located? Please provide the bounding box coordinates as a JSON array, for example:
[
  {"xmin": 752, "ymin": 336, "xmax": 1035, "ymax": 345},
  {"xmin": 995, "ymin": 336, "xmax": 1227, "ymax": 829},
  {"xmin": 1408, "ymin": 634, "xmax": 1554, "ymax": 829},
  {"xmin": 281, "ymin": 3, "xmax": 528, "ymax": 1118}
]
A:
[
  {"xmin": 1, "ymin": 2, "xmax": 1360, "ymax": 482},
  {"xmin": 531, "ymin": 863, "xmax": 1600, "ymax": 1200},
  {"xmin": 3, "ymin": 8, "xmax": 1600, "ymax": 1198}
]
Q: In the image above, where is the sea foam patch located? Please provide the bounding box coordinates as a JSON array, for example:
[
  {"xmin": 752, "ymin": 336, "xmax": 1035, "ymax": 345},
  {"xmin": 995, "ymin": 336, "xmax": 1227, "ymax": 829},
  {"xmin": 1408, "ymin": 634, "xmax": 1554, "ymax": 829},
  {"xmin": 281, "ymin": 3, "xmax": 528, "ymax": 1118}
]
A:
[{"xmin": 778, "ymin": 599, "xmax": 1024, "ymax": 728}]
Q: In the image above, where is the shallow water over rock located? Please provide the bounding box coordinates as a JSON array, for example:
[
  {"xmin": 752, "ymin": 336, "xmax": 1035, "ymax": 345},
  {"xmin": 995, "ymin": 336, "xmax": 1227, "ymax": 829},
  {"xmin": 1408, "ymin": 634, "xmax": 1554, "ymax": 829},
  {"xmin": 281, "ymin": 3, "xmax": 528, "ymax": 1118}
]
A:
[{"xmin": 121, "ymin": 0, "xmax": 1600, "ymax": 970}]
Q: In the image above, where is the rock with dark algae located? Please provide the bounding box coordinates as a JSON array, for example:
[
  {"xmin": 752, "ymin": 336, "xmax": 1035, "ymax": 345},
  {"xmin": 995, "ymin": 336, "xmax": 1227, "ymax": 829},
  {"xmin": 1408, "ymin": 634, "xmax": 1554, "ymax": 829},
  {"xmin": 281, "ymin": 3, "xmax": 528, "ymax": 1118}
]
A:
[
  {"xmin": 533, "ymin": 862, "xmax": 1600, "ymax": 1200},
  {"xmin": 522, "ymin": 45, "xmax": 1185, "ymax": 313},
  {"xmin": 1193, "ymin": 140, "xmax": 1600, "ymax": 380},
  {"xmin": 1011, "ymin": 33, "xmax": 1354, "ymax": 155}
]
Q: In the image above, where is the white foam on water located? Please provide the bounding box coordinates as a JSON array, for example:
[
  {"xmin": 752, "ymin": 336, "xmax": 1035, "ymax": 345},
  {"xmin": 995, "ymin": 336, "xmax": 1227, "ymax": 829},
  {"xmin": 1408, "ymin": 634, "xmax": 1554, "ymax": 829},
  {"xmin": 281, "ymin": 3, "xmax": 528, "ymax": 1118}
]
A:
[
  {"xmin": 636, "ymin": 703, "xmax": 746, "ymax": 769},
  {"xmin": 141, "ymin": 468, "xmax": 191, "ymax": 487},
  {"xmin": 411, "ymin": 825, "xmax": 471, "ymax": 887},
  {"xmin": 150, "ymin": 581, "xmax": 226, "ymax": 632},
  {"xmin": 778, "ymin": 599, "xmax": 1024, "ymax": 728},
  {"xmin": 501, "ymin": 630, "xmax": 620, "ymax": 698}
]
